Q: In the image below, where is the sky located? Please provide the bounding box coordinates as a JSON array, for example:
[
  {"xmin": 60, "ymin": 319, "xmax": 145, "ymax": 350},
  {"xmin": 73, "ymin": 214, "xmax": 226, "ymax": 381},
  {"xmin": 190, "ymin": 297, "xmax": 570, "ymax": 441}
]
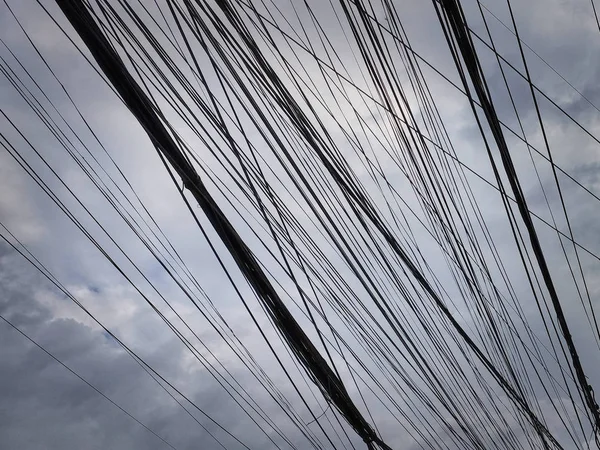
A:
[{"xmin": 1, "ymin": 0, "xmax": 600, "ymax": 449}]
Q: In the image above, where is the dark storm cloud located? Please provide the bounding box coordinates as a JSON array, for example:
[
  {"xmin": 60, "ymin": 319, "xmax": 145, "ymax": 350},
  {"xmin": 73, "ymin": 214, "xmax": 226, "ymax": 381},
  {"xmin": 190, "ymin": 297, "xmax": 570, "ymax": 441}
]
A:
[{"xmin": 0, "ymin": 243, "xmax": 313, "ymax": 450}]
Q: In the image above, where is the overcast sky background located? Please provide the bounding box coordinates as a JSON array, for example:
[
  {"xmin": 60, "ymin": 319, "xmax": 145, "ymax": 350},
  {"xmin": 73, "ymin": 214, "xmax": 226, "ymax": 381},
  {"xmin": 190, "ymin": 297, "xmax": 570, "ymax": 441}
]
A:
[{"xmin": 2, "ymin": 0, "xmax": 600, "ymax": 449}]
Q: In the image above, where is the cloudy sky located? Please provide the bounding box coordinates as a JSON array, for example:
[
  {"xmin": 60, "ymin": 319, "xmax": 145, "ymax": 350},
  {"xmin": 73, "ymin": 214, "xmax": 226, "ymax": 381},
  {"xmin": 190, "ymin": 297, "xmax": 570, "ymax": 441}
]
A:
[{"xmin": 1, "ymin": 0, "xmax": 600, "ymax": 449}]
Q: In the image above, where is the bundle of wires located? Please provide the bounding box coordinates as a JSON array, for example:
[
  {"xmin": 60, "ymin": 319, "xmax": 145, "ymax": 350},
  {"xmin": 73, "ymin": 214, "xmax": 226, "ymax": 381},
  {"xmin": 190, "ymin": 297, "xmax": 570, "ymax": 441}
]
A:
[{"xmin": 2, "ymin": 0, "xmax": 600, "ymax": 448}]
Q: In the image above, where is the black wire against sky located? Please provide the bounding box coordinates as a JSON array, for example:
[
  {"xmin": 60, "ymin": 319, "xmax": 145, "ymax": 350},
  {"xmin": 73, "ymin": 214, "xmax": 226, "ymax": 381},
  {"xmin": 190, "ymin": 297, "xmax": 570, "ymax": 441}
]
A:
[{"xmin": 1, "ymin": 0, "xmax": 600, "ymax": 449}]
